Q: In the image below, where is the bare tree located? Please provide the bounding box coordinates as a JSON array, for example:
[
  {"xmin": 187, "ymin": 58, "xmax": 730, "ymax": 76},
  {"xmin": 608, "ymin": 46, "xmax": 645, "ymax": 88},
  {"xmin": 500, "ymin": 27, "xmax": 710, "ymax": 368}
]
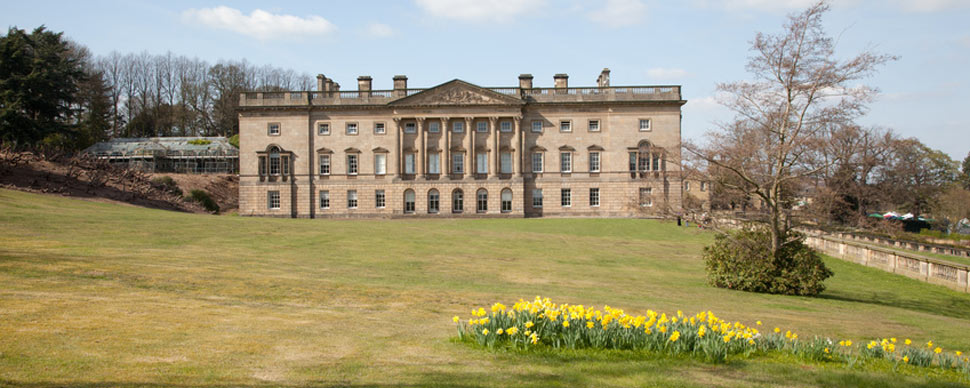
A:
[{"xmin": 686, "ymin": 1, "xmax": 895, "ymax": 256}]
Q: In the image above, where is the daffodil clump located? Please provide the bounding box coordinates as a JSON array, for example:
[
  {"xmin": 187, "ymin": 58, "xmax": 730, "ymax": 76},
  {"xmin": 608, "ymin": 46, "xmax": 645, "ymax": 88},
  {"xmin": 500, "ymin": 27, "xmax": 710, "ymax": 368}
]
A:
[{"xmin": 454, "ymin": 297, "xmax": 970, "ymax": 374}]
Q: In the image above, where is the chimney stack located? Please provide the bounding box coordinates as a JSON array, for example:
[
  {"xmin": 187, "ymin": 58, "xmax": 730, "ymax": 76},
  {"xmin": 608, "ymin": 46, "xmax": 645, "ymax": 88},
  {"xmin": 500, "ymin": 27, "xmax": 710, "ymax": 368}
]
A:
[
  {"xmin": 554, "ymin": 73, "xmax": 569, "ymax": 89},
  {"xmin": 518, "ymin": 74, "xmax": 533, "ymax": 89},
  {"xmin": 357, "ymin": 76, "xmax": 372, "ymax": 96},
  {"xmin": 597, "ymin": 68, "xmax": 611, "ymax": 88},
  {"xmin": 393, "ymin": 75, "xmax": 408, "ymax": 97},
  {"xmin": 316, "ymin": 74, "xmax": 326, "ymax": 92}
]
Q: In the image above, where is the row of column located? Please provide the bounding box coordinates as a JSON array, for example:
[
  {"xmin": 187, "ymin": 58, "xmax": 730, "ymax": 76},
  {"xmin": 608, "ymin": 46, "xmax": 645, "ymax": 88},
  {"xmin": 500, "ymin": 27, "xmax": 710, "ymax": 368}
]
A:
[{"xmin": 393, "ymin": 117, "xmax": 523, "ymax": 179}]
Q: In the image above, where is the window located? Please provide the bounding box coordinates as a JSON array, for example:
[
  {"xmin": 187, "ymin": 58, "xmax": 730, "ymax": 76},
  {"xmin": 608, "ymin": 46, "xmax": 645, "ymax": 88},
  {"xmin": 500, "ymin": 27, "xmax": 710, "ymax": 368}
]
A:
[
  {"xmin": 374, "ymin": 154, "xmax": 387, "ymax": 175},
  {"xmin": 453, "ymin": 121, "xmax": 464, "ymax": 133},
  {"xmin": 452, "ymin": 153, "xmax": 464, "ymax": 174},
  {"xmin": 652, "ymin": 155, "xmax": 661, "ymax": 171},
  {"xmin": 269, "ymin": 148, "xmax": 281, "ymax": 175},
  {"xmin": 405, "ymin": 153, "xmax": 415, "ymax": 175},
  {"xmin": 700, "ymin": 182, "xmax": 708, "ymax": 192},
  {"xmin": 639, "ymin": 154, "xmax": 649, "ymax": 172},
  {"xmin": 452, "ymin": 189, "xmax": 464, "ymax": 213},
  {"xmin": 684, "ymin": 181, "xmax": 691, "ymax": 192},
  {"xmin": 318, "ymin": 123, "xmax": 330, "ymax": 135},
  {"xmin": 532, "ymin": 189, "xmax": 543, "ymax": 208},
  {"xmin": 375, "ymin": 190, "xmax": 385, "ymax": 208},
  {"xmin": 588, "ymin": 120, "xmax": 600, "ymax": 132},
  {"xmin": 639, "ymin": 119, "xmax": 651, "ymax": 131},
  {"xmin": 629, "ymin": 152, "xmax": 637, "ymax": 172},
  {"xmin": 268, "ymin": 191, "xmax": 280, "ymax": 209},
  {"xmin": 560, "ymin": 120, "xmax": 571, "ymax": 132},
  {"xmin": 346, "ymin": 123, "xmax": 358, "ymax": 135},
  {"xmin": 347, "ymin": 154, "xmax": 359, "ymax": 175},
  {"xmin": 532, "ymin": 152, "xmax": 544, "ymax": 173},
  {"xmin": 560, "ymin": 152, "xmax": 572, "ymax": 173},
  {"xmin": 590, "ymin": 188, "xmax": 600, "ymax": 207},
  {"xmin": 429, "ymin": 153, "xmax": 440, "ymax": 174},
  {"xmin": 404, "ymin": 190, "xmax": 415, "ymax": 213},
  {"xmin": 531, "ymin": 120, "xmax": 542, "ymax": 133},
  {"xmin": 501, "ymin": 189, "xmax": 512, "ymax": 213},
  {"xmin": 500, "ymin": 121, "xmax": 512, "ymax": 132},
  {"xmin": 428, "ymin": 189, "xmax": 440, "ymax": 213},
  {"xmin": 476, "ymin": 189, "xmax": 488, "ymax": 213},
  {"xmin": 319, "ymin": 154, "xmax": 331, "ymax": 175},
  {"xmin": 640, "ymin": 187, "xmax": 653, "ymax": 207},
  {"xmin": 429, "ymin": 122, "xmax": 440, "ymax": 133},
  {"xmin": 268, "ymin": 123, "xmax": 280, "ymax": 136},
  {"xmin": 375, "ymin": 122, "xmax": 386, "ymax": 134},
  {"xmin": 561, "ymin": 188, "xmax": 571, "ymax": 207},
  {"xmin": 500, "ymin": 152, "xmax": 512, "ymax": 174},
  {"xmin": 405, "ymin": 122, "xmax": 416, "ymax": 134},
  {"xmin": 589, "ymin": 152, "xmax": 600, "ymax": 173},
  {"xmin": 319, "ymin": 190, "xmax": 330, "ymax": 209},
  {"xmin": 347, "ymin": 190, "xmax": 358, "ymax": 209},
  {"xmin": 477, "ymin": 121, "xmax": 487, "ymax": 133},
  {"xmin": 476, "ymin": 152, "xmax": 488, "ymax": 174}
]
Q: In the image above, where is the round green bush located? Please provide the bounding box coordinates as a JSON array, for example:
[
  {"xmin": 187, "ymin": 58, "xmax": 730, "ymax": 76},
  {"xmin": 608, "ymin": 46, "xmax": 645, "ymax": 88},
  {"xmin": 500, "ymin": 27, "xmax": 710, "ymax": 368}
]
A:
[
  {"xmin": 151, "ymin": 176, "xmax": 182, "ymax": 197},
  {"xmin": 189, "ymin": 189, "xmax": 220, "ymax": 213},
  {"xmin": 703, "ymin": 226, "xmax": 833, "ymax": 296}
]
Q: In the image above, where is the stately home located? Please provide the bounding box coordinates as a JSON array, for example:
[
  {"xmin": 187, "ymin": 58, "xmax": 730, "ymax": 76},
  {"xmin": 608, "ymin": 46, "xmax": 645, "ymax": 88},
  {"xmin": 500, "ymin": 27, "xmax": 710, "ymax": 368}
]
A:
[{"xmin": 238, "ymin": 69, "xmax": 686, "ymax": 218}]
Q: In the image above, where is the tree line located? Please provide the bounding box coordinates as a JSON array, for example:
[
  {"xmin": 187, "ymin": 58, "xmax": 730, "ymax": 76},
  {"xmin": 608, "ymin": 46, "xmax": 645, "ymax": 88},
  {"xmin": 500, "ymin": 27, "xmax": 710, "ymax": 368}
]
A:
[{"xmin": 0, "ymin": 26, "xmax": 314, "ymax": 150}]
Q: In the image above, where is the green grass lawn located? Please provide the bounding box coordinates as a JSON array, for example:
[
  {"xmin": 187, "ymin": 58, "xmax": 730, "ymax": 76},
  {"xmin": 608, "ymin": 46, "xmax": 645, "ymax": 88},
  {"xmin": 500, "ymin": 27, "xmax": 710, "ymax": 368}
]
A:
[{"xmin": 1, "ymin": 188, "xmax": 969, "ymax": 387}]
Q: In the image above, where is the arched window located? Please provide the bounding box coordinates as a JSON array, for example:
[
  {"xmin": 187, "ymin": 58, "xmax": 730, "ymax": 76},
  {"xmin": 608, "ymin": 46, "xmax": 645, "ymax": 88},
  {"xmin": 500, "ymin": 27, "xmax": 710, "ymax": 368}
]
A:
[
  {"xmin": 452, "ymin": 189, "xmax": 464, "ymax": 213},
  {"xmin": 476, "ymin": 188, "xmax": 488, "ymax": 213},
  {"xmin": 501, "ymin": 188, "xmax": 512, "ymax": 213},
  {"xmin": 269, "ymin": 146, "xmax": 281, "ymax": 175},
  {"xmin": 404, "ymin": 189, "xmax": 415, "ymax": 214},
  {"xmin": 428, "ymin": 189, "xmax": 440, "ymax": 214}
]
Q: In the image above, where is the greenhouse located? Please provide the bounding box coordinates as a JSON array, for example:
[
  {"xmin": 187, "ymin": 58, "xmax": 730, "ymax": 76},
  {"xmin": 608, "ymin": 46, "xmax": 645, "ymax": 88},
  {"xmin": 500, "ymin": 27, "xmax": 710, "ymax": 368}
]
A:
[{"xmin": 82, "ymin": 137, "xmax": 239, "ymax": 174}]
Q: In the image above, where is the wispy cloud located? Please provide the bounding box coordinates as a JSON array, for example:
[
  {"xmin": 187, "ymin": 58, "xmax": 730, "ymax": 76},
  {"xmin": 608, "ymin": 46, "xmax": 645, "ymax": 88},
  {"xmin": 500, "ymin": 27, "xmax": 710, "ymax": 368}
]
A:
[
  {"xmin": 414, "ymin": 0, "xmax": 546, "ymax": 22},
  {"xmin": 647, "ymin": 67, "xmax": 689, "ymax": 80},
  {"xmin": 691, "ymin": 0, "xmax": 861, "ymax": 12},
  {"xmin": 181, "ymin": 6, "xmax": 336, "ymax": 40},
  {"xmin": 588, "ymin": 0, "xmax": 647, "ymax": 28},
  {"xmin": 364, "ymin": 23, "xmax": 395, "ymax": 38}
]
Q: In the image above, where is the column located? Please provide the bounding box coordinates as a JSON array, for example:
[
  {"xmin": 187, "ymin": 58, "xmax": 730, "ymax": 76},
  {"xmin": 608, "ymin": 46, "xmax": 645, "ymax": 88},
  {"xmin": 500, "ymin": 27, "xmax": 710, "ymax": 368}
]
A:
[
  {"xmin": 442, "ymin": 117, "xmax": 450, "ymax": 178},
  {"xmin": 489, "ymin": 117, "xmax": 498, "ymax": 179},
  {"xmin": 517, "ymin": 117, "xmax": 525, "ymax": 177},
  {"xmin": 513, "ymin": 117, "xmax": 521, "ymax": 177},
  {"xmin": 464, "ymin": 117, "xmax": 473, "ymax": 178},
  {"xmin": 417, "ymin": 117, "xmax": 425, "ymax": 179},
  {"xmin": 394, "ymin": 118, "xmax": 402, "ymax": 178}
]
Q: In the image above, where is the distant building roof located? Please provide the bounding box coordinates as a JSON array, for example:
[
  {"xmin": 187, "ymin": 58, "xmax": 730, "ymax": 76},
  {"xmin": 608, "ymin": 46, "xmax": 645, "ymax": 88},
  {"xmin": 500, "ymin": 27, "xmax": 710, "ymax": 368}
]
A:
[{"xmin": 83, "ymin": 137, "xmax": 238, "ymax": 157}]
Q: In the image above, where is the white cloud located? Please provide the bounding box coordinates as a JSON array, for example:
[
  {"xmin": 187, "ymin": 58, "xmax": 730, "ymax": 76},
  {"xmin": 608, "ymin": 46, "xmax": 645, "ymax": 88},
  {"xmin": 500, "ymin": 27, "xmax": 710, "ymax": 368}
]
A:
[
  {"xmin": 647, "ymin": 67, "xmax": 689, "ymax": 80},
  {"xmin": 181, "ymin": 6, "xmax": 336, "ymax": 40},
  {"xmin": 588, "ymin": 0, "xmax": 647, "ymax": 27},
  {"xmin": 691, "ymin": 0, "xmax": 860, "ymax": 11},
  {"xmin": 365, "ymin": 23, "xmax": 395, "ymax": 38},
  {"xmin": 414, "ymin": 0, "xmax": 546, "ymax": 22},
  {"xmin": 894, "ymin": 0, "xmax": 970, "ymax": 12}
]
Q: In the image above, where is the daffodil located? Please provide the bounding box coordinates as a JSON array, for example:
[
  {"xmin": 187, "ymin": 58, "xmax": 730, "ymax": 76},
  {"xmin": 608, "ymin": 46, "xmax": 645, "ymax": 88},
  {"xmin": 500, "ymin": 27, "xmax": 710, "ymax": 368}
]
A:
[
  {"xmin": 482, "ymin": 328, "xmax": 489, "ymax": 335},
  {"xmin": 904, "ymin": 338, "xmax": 911, "ymax": 345},
  {"xmin": 453, "ymin": 316, "xmax": 460, "ymax": 323},
  {"xmin": 669, "ymin": 331, "xmax": 680, "ymax": 342},
  {"xmin": 934, "ymin": 347, "xmax": 942, "ymax": 354},
  {"xmin": 903, "ymin": 356, "xmax": 909, "ymax": 363}
]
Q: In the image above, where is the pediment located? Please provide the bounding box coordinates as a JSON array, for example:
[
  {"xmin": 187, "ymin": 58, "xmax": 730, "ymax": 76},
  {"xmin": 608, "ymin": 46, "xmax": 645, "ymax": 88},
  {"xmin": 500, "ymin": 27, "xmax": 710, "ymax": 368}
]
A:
[{"xmin": 390, "ymin": 79, "xmax": 523, "ymax": 107}]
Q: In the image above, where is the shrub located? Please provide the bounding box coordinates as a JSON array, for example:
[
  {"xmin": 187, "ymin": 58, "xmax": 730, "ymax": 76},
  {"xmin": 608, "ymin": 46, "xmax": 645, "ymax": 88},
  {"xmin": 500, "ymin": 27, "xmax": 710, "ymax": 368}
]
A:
[
  {"xmin": 189, "ymin": 189, "xmax": 219, "ymax": 213},
  {"xmin": 703, "ymin": 225, "xmax": 832, "ymax": 296},
  {"xmin": 151, "ymin": 176, "xmax": 182, "ymax": 197},
  {"xmin": 228, "ymin": 134, "xmax": 239, "ymax": 148},
  {"xmin": 187, "ymin": 139, "xmax": 212, "ymax": 146}
]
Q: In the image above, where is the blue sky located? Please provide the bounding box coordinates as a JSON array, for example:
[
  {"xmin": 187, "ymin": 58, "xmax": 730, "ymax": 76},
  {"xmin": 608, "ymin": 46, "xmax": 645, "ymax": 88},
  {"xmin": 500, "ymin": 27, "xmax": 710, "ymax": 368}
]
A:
[{"xmin": 3, "ymin": 0, "xmax": 969, "ymax": 160}]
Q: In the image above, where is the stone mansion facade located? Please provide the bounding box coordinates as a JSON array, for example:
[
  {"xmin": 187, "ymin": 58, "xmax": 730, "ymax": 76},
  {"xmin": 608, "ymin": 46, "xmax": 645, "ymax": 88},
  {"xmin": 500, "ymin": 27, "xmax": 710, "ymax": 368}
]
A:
[{"xmin": 238, "ymin": 69, "xmax": 686, "ymax": 218}]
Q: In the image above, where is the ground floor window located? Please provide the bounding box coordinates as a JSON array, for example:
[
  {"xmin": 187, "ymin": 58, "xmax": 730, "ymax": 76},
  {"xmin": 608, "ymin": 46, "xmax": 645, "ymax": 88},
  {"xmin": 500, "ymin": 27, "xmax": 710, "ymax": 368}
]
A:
[
  {"xmin": 347, "ymin": 190, "xmax": 358, "ymax": 209},
  {"xmin": 452, "ymin": 189, "xmax": 464, "ymax": 213},
  {"xmin": 561, "ymin": 188, "xmax": 571, "ymax": 207},
  {"xmin": 532, "ymin": 189, "xmax": 543, "ymax": 208},
  {"xmin": 501, "ymin": 189, "xmax": 512, "ymax": 213},
  {"xmin": 319, "ymin": 190, "xmax": 329, "ymax": 209},
  {"xmin": 268, "ymin": 190, "xmax": 280, "ymax": 210},
  {"xmin": 428, "ymin": 189, "xmax": 440, "ymax": 213},
  {"xmin": 590, "ymin": 188, "xmax": 600, "ymax": 207},
  {"xmin": 640, "ymin": 187, "xmax": 653, "ymax": 207},
  {"xmin": 375, "ymin": 190, "xmax": 385, "ymax": 209},
  {"xmin": 404, "ymin": 189, "xmax": 415, "ymax": 213},
  {"xmin": 477, "ymin": 189, "xmax": 488, "ymax": 213}
]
